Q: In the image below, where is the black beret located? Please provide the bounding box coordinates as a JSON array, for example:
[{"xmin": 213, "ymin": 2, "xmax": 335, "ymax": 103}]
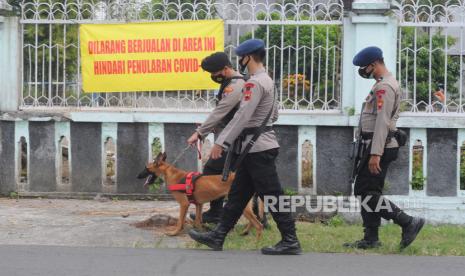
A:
[
  {"xmin": 353, "ymin": 46, "xmax": 383, "ymax": 67},
  {"xmin": 201, "ymin": 52, "xmax": 231, "ymax": 73}
]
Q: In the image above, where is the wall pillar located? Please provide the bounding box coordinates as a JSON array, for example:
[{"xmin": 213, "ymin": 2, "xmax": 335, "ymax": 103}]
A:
[
  {"xmin": 0, "ymin": 2, "xmax": 20, "ymax": 111},
  {"xmin": 342, "ymin": 0, "xmax": 397, "ymax": 114}
]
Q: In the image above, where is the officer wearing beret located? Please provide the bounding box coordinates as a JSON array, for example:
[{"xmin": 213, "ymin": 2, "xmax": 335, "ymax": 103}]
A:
[
  {"xmin": 189, "ymin": 39, "xmax": 301, "ymax": 255},
  {"xmin": 344, "ymin": 46, "xmax": 425, "ymax": 249},
  {"xmin": 187, "ymin": 52, "xmax": 246, "ymax": 223}
]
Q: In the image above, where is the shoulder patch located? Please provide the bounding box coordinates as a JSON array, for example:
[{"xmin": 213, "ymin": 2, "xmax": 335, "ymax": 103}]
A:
[
  {"xmin": 243, "ymin": 90, "xmax": 252, "ymax": 101},
  {"xmin": 244, "ymin": 83, "xmax": 255, "ymax": 90},
  {"xmin": 376, "ymin": 90, "xmax": 385, "ymax": 109},
  {"xmin": 223, "ymin": 86, "xmax": 233, "ymax": 94},
  {"xmin": 243, "ymin": 83, "xmax": 255, "ymax": 101}
]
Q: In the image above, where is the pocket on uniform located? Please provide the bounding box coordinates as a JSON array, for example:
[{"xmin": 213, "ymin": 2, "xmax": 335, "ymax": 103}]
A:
[{"xmin": 264, "ymin": 148, "xmax": 279, "ymax": 160}]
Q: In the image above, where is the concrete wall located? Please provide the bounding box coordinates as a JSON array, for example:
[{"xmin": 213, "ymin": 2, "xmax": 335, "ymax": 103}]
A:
[
  {"xmin": 316, "ymin": 126, "xmax": 353, "ymax": 195},
  {"xmin": 427, "ymin": 129, "xmax": 458, "ymax": 197},
  {"xmin": 0, "ymin": 118, "xmax": 464, "ymax": 211},
  {"xmin": 29, "ymin": 122, "xmax": 56, "ymax": 192},
  {"xmin": 71, "ymin": 122, "xmax": 102, "ymax": 193},
  {"xmin": 0, "ymin": 121, "xmax": 15, "ymax": 194}
]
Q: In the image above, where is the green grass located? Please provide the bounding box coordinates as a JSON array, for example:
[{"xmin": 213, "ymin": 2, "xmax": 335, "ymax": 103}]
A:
[{"xmin": 187, "ymin": 217, "xmax": 465, "ymax": 256}]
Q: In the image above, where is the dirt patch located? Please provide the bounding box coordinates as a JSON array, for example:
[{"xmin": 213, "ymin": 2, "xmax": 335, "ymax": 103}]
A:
[{"xmin": 132, "ymin": 214, "xmax": 179, "ymax": 229}]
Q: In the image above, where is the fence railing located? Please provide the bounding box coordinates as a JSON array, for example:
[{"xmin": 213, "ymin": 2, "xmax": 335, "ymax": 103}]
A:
[
  {"xmin": 19, "ymin": 0, "xmax": 344, "ymax": 112},
  {"xmin": 394, "ymin": 0, "xmax": 465, "ymax": 113}
]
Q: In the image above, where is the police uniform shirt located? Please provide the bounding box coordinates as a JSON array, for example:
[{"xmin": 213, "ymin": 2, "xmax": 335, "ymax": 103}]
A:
[
  {"xmin": 215, "ymin": 68, "xmax": 279, "ymax": 153},
  {"xmin": 196, "ymin": 72, "xmax": 245, "ymax": 138},
  {"xmin": 361, "ymin": 72, "xmax": 401, "ymax": 155}
]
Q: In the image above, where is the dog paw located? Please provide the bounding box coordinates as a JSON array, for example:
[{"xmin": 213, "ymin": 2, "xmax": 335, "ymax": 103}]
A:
[
  {"xmin": 240, "ymin": 230, "xmax": 249, "ymax": 236},
  {"xmin": 165, "ymin": 230, "xmax": 181, "ymax": 236}
]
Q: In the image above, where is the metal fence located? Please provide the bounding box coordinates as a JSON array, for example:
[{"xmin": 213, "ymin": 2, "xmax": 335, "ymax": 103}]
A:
[
  {"xmin": 19, "ymin": 0, "xmax": 344, "ymax": 112},
  {"xmin": 394, "ymin": 0, "xmax": 465, "ymax": 113}
]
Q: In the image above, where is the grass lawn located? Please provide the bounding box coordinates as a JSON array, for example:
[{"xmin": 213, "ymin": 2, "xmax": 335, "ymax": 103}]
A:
[{"xmin": 187, "ymin": 216, "xmax": 465, "ymax": 256}]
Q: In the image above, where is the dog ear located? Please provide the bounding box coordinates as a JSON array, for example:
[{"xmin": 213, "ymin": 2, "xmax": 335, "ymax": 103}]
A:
[
  {"xmin": 162, "ymin": 152, "xmax": 167, "ymax": 161},
  {"xmin": 154, "ymin": 152, "xmax": 163, "ymax": 164}
]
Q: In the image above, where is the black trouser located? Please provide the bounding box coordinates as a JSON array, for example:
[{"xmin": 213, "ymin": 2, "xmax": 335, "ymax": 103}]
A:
[
  {"xmin": 220, "ymin": 148, "xmax": 296, "ymax": 235},
  {"xmin": 202, "ymin": 153, "xmax": 229, "ymax": 211},
  {"xmin": 354, "ymin": 147, "xmax": 410, "ymax": 228}
]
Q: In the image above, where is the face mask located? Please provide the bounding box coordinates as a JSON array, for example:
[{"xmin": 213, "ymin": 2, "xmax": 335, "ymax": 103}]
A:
[
  {"xmin": 211, "ymin": 74, "xmax": 226, "ymax": 84},
  {"xmin": 358, "ymin": 65, "xmax": 374, "ymax": 79},
  {"xmin": 238, "ymin": 56, "xmax": 250, "ymax": 75}
]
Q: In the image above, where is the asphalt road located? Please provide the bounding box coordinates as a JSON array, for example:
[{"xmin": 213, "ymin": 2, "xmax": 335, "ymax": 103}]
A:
[{"xmin": 1, "ymin": 245, "xmax": 464, "ymax": 276}]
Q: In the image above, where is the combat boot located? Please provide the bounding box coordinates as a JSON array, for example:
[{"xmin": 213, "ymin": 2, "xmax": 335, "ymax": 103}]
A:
[
  {"xmin": 261, "ymin": 232, "xmax": 302, "ymax": 255},
  {"xmin": 188, "ymin": 224, "xmax": 229, "ymax": 251},
  {"xmin": 400, "ymin": 217, "xmax": 425, "ymax": 249},
  {"xmin": 343, "ymin": 227, "xmax": 381, "ymax": 249}
]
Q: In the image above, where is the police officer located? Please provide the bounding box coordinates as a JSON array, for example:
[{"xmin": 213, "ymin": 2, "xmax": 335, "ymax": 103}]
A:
[
  {"xmin": 187, "ymin": 52, "xmax": 246, "ymax": 223},
  {"xmin": 188, "ymin": 39, "xmax": 301, "ymax": 255},
  {"xmin": 344, "ymin": 46, "xmax": 425, "ymax": 249}
]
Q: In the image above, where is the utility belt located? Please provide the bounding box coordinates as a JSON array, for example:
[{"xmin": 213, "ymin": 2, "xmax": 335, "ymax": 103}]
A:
[
  {"xmin": 361, "ymin": 129, "xmax": 407, "ymax": 147},
  {"xmin": 360, "ymin": 131, "xmax": 395, "ymax": 141},
  {"xmin": 232, "ymin": 126, "xmax": 273, "ymax": 154}
]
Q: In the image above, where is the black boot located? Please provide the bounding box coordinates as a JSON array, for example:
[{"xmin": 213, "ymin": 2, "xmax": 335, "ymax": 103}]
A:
[
  {"xmin": 189, "ymin": 197, "xmax": 224, "ymax": 224},
  {"xmin": 343, "ymin": 227, "xmax": 381, "ymax": 249},
  {"xmin": 261, "ymin": 232, "xmax": 302, "ymax": 255},
  {"xmin": 188, "ymin": 224, "xmax": 229, "ymax": 251},
  {"xmin": 400, "ymin": 217, "xmax": 425, "ymax": 249}
]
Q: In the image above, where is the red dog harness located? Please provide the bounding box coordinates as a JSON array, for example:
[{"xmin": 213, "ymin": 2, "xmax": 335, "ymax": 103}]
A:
[{"xmin": 168, "ymin": 172, "xmax": 201, "ymax": 203}]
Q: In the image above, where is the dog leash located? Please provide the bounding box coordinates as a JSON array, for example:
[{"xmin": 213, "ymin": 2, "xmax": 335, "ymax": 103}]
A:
[
  {"xmin": 171, "ymin": 143, "xmax": 202, "ymax": 166},
  {"xmin": 171, "ymin": 145, "xmax": 192, "ymax": 166}
]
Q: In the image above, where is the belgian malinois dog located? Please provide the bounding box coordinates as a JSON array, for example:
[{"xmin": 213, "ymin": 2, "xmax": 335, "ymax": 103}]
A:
[{"xmin": 137, "ymin": 152, "xmax": 264, "ymax": 238}]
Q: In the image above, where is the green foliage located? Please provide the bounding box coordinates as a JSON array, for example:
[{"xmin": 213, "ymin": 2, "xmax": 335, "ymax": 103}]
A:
[
  {"xmin": 22, "ymin": 24, "xmax": 79, "ymax": 98},
  {"xmin": 327, "ymin": 214, "xmax": 345, "ymax": 227},
  {"xmin": 149, "ymin": 138, "xmax": 164, "ymax": 192},
  {"xmin": 400, "ymin": 27, "xmax": 461, "ymax": 105},
  {"xmin": 411, "ymin": 145, "xmax": 425, "ymax": 190},
  {"xmin": 240, "ymin": 12, "xmax": 342, "ymax": 106},
  {"xmin": 345, "ymin": 107, "xmax": 355, "ymax": 116},
  {"xmin": 283, "ymin": 188, "xmax": 298, "ymax": 196},
  {"xmin": 460, "ymin": 146, "xmax": 465, "ymax": 190}
]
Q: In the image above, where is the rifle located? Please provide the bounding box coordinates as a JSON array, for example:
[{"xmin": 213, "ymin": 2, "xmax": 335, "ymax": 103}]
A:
[
  {"xmin": 221, "ymin": 139, "xmax": 238, "ymax": 181},
  {"xmin": 350, "ymin": 104, "xmax": 368, "ymax": 185}
]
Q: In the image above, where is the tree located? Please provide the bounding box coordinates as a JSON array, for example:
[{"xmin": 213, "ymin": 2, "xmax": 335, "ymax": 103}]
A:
[
  {"xmin": 241, "ymin": 12, "xmax": 342, "ymax": 108},
  {"xmin": 399, "ymin": 27, "xmax": 461, "ymax": 107}
]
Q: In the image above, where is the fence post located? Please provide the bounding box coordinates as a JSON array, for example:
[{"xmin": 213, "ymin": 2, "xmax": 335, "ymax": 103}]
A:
[
  {"xmin": 342, "ymin": 0, "xmax": 397, "ymax": 114},
  {"xmin": 0, "ymin": 1, "xmax": 20, "ymax": 112}
]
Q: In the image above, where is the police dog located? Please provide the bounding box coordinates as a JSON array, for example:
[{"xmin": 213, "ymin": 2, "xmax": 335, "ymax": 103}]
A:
[{"xmin": 137, "ymin": 152, "xmax": 264, "ymax": 238}]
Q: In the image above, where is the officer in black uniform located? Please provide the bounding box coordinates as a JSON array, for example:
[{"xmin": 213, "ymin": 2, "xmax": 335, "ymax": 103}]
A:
[
  {"xmin": 344, "ymin": 46, "xmax": 425, "ymax": 249},
  {"xmin": 187, "ymin": 52, "xmax": 246, "ymax": 223},
  {"xmin": 188, "ymin": 39, "xmax": 301, "ymax": 255}
]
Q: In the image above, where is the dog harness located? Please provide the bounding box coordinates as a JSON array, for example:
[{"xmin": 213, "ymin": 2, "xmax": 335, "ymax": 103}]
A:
[{"xmin": 168, "ymin": 172, "xmax": 202, "ymax": 203}]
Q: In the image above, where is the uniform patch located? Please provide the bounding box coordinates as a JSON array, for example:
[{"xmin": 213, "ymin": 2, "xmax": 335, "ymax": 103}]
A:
[
  {"xmin": 244, "ymin": 90, "xmax": 252, "ymax": 101},
  {"xmin": 223, "ymin": 86, "xmax": 233, "ymax": 94},
  {"xmin": 375, "ymin": 90, "xmax": 385, "ymax": 109},
  {"xmin": 243, "ymin": 82, "xmax": 255, "ymax": 101},
  {"xmin": 244, "ymin": 83, "xmax": 255, "ymax": 90}
]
